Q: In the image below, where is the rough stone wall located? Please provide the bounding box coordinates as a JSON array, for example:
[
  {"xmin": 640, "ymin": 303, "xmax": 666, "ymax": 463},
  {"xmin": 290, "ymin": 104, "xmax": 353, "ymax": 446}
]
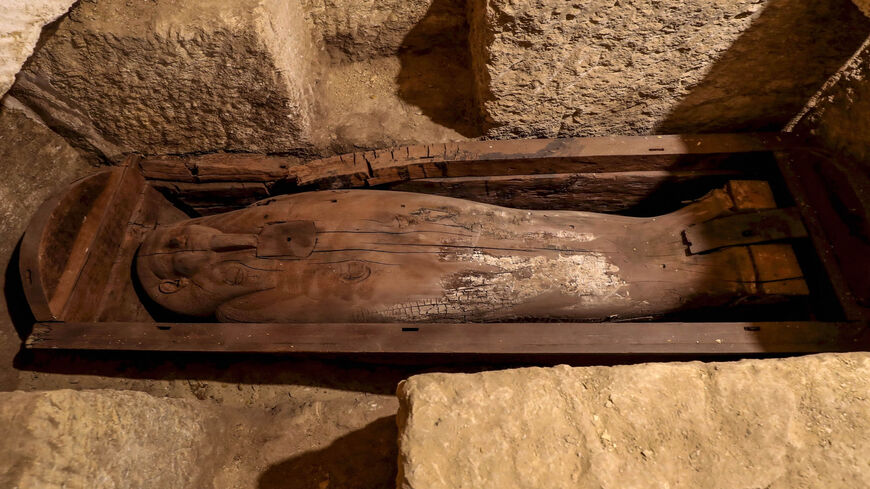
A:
[
  {"xmin": 0, "ymin": 105, "xmax": 94, "ymax": 263},
  {"xmin": 398, "ymin": 353, "xmax": 870, "ymax": 489},
  {"xmin": 0, "ymin": 0, "xmax": 76, "ymax": 97},
  {"xmin": 467, "ymin": 0, "xmax": 870, "ymax": 139},
  {"xmin": 791, "ymin": 39, "xmax": 870, "ymax": 170},
  {"xmin": 12, "ymin": 0, "xmax": 319, "ymax": 158},
  {"xmin": 0, "ymin": 389, "xmax": 223, "ymax": 489},
  {"xmin": 304, "ymin": 0, "xmax": 466, "ymax": 62},
  {"xmin": 8, "ymin": 0, "xmax": 870, "ymax": 161}
]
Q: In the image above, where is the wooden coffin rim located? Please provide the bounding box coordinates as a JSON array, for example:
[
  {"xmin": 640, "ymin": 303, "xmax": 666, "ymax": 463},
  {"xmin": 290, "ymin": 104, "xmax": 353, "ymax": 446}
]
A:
[
  {"xmin": 138, "ymin": 132, "xmax": 804, "ymax": 187},
  {"xmin": 19, "ymin": 132, "xmax": 870, "ymax": 355},
  {"xmin": 19, "ymin": 166, "xmax": 144, "ymax": 322},
  {"xmin": 26, "ymin": 321, "xmax": 870, "ymax": 355}
]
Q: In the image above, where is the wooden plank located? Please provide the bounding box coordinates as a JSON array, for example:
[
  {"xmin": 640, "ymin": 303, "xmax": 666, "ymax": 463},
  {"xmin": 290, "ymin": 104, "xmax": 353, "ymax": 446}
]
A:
[
  {"xmin": 683, "ymin": 207, "xmax": 807, "ymax": 254},
  {"xmin": 150, "ymin": 181, "xmax": 269, "ymax": 208},
  {"xmin": 310, "ymin": 133, "xmax": 801, "ymax": 188},
  {"xmin": 46, "ymin": 170, "xmax": 124, "ymax": 315},
  {"xmin": 727, "ymin": 180, "xmax": 808, "ymax": 295},
  {"xmin": 25, "ymin": 321, "xmax": 870, "ymax": 355},
  {"xmin": 18, "ymin": 171, "xmax": 115, "ymax": 321},
  {"xmin": 138, "ymin": 153, "xmax": 299, "ymax": 182},
  {"xmin": 386, "ymin": 170, "xmax": 749, "ymax": 212},
  {"xmin": 95, "ymin": 185, "xmax": 189, "ymax": 322},
  {"xmin": 136, "ymin": 133, "xmax": 800, "ymax": 189},
  {"xmin": 61, "ymin": 162, "xmax": 147, "ymax": 321},
  {"xmin": 775, "ymin": 149, "xmax": 870, "ymax": 319}
]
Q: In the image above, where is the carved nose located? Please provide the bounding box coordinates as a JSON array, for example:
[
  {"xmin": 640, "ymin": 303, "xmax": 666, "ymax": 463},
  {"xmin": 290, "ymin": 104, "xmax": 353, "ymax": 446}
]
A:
[{"xmin": 209, "ymin": 234, "xmax": 257, "ymax": 252}]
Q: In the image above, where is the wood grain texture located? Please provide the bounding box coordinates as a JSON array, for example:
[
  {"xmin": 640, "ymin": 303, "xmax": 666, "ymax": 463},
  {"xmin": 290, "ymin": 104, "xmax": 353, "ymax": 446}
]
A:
[
  {"xmin": 134, "ymin": 182, "xmax": 807, "ymax": 324},
  {"xmin": 775, "ymin": 149, "xmax": 870, "ymax": 319},
  {"xmin": 138, "ymin": 153, "xmax": 298, "ymax": 182},
  {"xmin": 61, "ymin": 163, "xmax": 147, "ymax": 321},
  {"xmin": 387, "ymin": 170, "xmax": 749, "ymax": 213},
  {"xmin": 19, "ymin": 171, "xmax": 115, "ymax": 321},
  {"xmin": 95, "ymin": 185, "xmax": 189, "ymax": 322},
  {"xmin": 137, "ymin": 133, "xmax": 799, "ymax": 187},
  {"xmin": 137, "ymin": 134, "xmax": 794, "ymax": 216},
  {"xmin": 728, "ymin": 180, "xmax": 809, "ymax": 296},
  {"xmin": 26, "ymin": 321, "xmax": 870, "ymax": 355}
]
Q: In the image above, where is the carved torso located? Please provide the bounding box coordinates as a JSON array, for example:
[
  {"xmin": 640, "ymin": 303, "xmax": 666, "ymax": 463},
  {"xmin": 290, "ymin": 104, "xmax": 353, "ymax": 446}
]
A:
[{"xmin": 136, "ymin": 189, "xmax": 766, "ymax": 322}]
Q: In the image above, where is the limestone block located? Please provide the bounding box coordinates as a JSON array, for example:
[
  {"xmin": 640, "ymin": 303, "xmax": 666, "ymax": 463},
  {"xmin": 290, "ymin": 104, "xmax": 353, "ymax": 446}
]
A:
[
  {"xmin": 792, "ymin": 41, "xmax": 870, "ymax": 168},
  {"xmin": 0, "ymin": 389, "xmax": 222, "ymax": 489},
  {"xmin": 467, "ymin": 0, "xmax": 869, "ymax": 138},
  {"xmin": 0, "ymin": 104, "xmax": 94, "ymax": 261},
  {"xmin": 12, "ymin": 0, "xmax": 319, "ymax": 158},
  {"xmin": 0, "ymin": 0, "xmax": 75, "ymax": 98},
  {"xmin": 397, "ymin": 353, "xmax": 870, "ymax": 489},
  {"xmin": 304, "ymin": 0, "xmax": 466, "ymax": 62}
]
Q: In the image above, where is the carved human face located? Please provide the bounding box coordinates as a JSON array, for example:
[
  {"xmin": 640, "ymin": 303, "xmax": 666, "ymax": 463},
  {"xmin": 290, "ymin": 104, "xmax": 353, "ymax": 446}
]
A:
[{"xmin": 136, "ymin": 224, "xmax": 278, "ymax": 317}]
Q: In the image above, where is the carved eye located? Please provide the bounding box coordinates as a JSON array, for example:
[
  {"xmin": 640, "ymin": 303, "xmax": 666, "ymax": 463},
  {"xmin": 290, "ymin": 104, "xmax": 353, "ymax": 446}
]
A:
[
  {"xmin": 168, "ymin": 236, "xmax": 188, "ymax": 249},
  {"xmin": 158, "ymin": 280, "xmax": 183, "ymax": 294},
  {"xmin": 220, "ymin": 265, "xmax": 246, "ymax": 286},
  {"xmin": 339, "ymin": 262, "xmax": 371, "ymax": 283}
]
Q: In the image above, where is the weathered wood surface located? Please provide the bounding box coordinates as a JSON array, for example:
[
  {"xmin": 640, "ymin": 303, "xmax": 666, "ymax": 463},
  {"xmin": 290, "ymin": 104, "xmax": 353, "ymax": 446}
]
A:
[
  {"xmin": 149, "ymin": 181, "xmax": 269, "ymax": 209},
  {"xmin": 19, "ymin": 170, "xmax": 119, "ymax": 321},
  {"xmin": 140, "ymin": 133, "xmax": 797, "ymax": 184},
  {"xmin": 138, "ymin": 134, "xmax": 795, "ymax": 215},
  {"xmin": 135, "ymin": 181, "xmax": 808, "ymax": 323},
  {"xmin": 26, "ymin": 321, "xmax": 870, "ymax": 355},
  {"xmin": 95, "ymin": 185, "xmax": 189, "ymax": 322},
  {"xmin": 139, "ymin": 153, "xmax": 298, "ymax": 182},
  {"xmin": 683, "ymin": 207, "xmax": 807, "ymax": 254},
  {"xmin": 775, "ymin": 149, "xmax": 870, "ymax": 319},
  {"xmin": 61, "ymin": 165, "xmax": 146, "ymax": 321},
  {"xmin": 386, "ymin": 170, "xmax": 750, "ymax": 213},
  {"xmin": 19, "ymin": 158, "xmax": 190, "ymax": 323}
]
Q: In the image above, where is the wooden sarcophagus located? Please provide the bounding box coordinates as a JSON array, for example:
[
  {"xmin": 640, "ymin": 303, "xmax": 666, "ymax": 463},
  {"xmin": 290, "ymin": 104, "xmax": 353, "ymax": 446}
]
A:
[{"xmin": 19, "ymin": 134, "xmax": 870, "ymax": 357}]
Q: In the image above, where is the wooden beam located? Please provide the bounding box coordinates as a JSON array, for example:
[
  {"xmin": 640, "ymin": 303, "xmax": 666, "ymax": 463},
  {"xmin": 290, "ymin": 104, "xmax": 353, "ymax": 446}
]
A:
[
  {"xmin": 304, "ymin": 133, "xmax": 801, "ymax": 188},
  {"xmin": 387, "ymin": 170, "xmax": 749, "ymax": 212},
  {"xmin": 150, "ymin": 181, "xmax": 269, "ymax": 208},
  {"xmin": 19, "ymin": 171, "xmax": 115, "ymax": 321},
  {"xmin": 138, "ymin": 153, "xmax": 299, "ymax": 182},
  {"xmin": 775, "ymin": 149, "xmax": 870, "ymax": 319},
  {"xmin": 137, "ymin": 133, "xmax": 802, "ymax": 187},
  {"xmin": 61, "ymin": 164, "xmax": 147, "ymax": 321},
  {"xmin": 26, "ymin": 321, "xmax": 869, "ymax": 355}
]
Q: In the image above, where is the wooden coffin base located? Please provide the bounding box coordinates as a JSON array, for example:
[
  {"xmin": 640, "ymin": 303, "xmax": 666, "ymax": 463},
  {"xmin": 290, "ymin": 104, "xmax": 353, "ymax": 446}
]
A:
[{"xmin": 18, "ymin": 133, "xmax": 870, "ymax": 357}]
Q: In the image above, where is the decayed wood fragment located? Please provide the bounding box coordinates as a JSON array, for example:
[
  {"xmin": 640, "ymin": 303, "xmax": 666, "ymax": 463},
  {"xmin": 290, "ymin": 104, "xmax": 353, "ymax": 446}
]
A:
[{"xmin": 135, "ymin": 182, "xmax": 807, "ymax": 323}]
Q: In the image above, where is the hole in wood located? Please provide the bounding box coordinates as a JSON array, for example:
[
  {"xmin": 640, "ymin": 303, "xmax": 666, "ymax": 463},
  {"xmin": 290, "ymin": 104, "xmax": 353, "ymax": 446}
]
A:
[
  {"xmin": 156, "ymin": 325, "xmax": 172, "ymax": 331},
  {"xmin": 402, "ymin": 327, "xmax": 420, "ymax": 332},
  {"xmin": 743, "ymin": 326, "xmax": 761, "ymax": 331}
]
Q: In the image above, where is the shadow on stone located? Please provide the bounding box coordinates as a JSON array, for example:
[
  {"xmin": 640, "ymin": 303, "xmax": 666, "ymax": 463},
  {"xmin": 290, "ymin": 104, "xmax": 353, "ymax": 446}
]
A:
[
  {"xmin": 396, "ymin": 0, "xmax": 481, "ymax": 137},
  {"xmin": 258, "ymin": 416, "xmax": 397, "ymax": 489},
  {"xmin": 658, "ymin": 0, "xmax": 870, "ymax": 133},
  {"xmin": 4, "ymin": 238, "xmax": 35, "ymax": 342}
]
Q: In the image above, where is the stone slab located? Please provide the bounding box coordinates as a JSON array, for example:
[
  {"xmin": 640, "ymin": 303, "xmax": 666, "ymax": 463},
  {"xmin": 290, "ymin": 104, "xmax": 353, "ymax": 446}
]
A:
[
  {"xmin": 0, "ymin": 389, "xmax": 223, "ymax": 489},
  {"xmin": 397, "ymin": 353, "xmax": 870, "ymax": 489},
  {"xmin": 304, "ymin": 0, "xmax": 466, "ymax": 62},
  {"xmin": 792, "ymin": 39, "xmax": 870, "ymax": 169},
  {"xmin": 0, "ymin": 0, "xmax": 75, "ymax": 98},
  {"xmin": 11, "ymin": 0, "xmax": 319, "ymax": 159},
  {"xmin": 467, "ymin": 0, "xmax": 869, "ymax": 139}
]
